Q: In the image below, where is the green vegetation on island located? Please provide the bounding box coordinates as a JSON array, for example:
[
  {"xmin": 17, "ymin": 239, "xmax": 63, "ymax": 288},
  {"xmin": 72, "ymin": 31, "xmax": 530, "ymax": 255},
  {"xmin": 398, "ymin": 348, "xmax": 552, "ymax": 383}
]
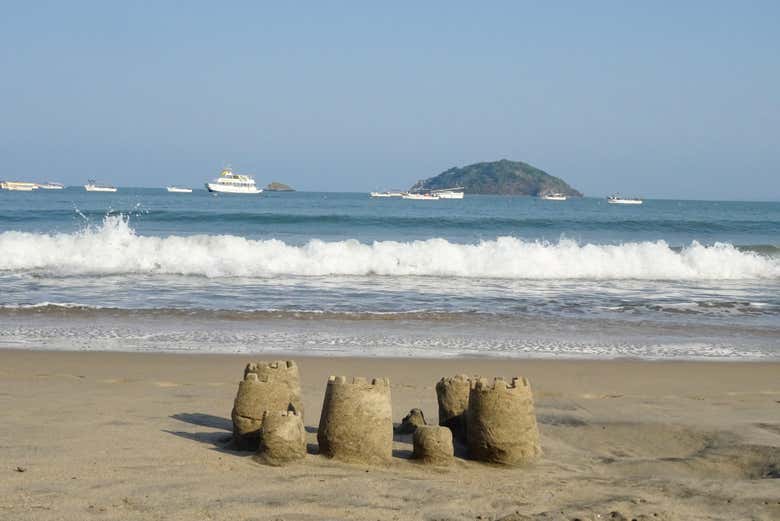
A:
[
  {"xmin": 409, "ymin": 159, "xmax": 582, "ymax": 196},
  {"xmin": 265, "ymin": 182, "xmax": 295, "ymax": 192}
]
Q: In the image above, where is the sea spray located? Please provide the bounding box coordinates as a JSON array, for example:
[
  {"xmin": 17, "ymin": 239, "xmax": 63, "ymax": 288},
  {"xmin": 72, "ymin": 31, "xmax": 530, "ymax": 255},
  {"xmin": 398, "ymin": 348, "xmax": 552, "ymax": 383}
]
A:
[{"xmin": 0, "ymin": 214, "xmax": 777, "ymax": 280}]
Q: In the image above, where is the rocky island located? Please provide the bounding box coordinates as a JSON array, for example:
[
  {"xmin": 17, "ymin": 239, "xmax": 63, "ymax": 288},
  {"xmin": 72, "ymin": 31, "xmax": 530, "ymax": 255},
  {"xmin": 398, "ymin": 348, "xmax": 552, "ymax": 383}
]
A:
[
  {"xmin": 410, "ymin": 159, "xmax": 582, "ymax": 196},
  {"xmin": 265, "ymin": 182, "xmax": 295, "ymax": 192}
]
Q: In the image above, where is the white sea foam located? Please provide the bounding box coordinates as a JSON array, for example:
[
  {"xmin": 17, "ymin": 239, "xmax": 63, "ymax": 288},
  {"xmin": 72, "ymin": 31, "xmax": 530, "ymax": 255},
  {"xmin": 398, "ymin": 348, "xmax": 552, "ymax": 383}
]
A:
[{"xmin": 0, "ymin": 215, "xmax": 777, "ymax": 280}]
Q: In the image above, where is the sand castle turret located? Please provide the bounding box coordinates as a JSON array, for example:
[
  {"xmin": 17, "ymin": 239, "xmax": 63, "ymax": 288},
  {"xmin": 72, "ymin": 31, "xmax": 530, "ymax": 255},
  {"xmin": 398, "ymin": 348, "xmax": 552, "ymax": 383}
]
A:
[
  {"xmin": 256, "ymin": 410, "xmax": 306, "ymax": 466},
  {"xmin": 231, "ymin": 360, "xmax": 303, "ymax": 450},
  {"xmin": 436, "ymin": 374, "xmax": 471, "ymax": 440},
  {"xmin": 317, "ymin": 376, "xmax": 393, "ymax": 465},
  {"xmin": 466, "ymin": 377, "xmax": 541, "ymax": 465},
  {"xmin": 413, "ymin": 425, "xmax": 454, "ymax": 466}
]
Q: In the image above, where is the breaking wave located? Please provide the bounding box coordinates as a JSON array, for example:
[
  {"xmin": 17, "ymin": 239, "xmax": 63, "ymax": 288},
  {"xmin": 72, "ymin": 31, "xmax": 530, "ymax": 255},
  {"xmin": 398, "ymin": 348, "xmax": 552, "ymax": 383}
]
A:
[{"xmin": 0, "ymin": 215, "xmax": 777, "ymax": 280}]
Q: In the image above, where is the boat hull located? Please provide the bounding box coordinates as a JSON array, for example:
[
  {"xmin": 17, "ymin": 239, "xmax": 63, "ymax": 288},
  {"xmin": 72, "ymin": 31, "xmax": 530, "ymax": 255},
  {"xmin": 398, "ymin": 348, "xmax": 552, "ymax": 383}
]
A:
[
  {"xmin": 84, "ymin": 186, "xmax": 118, "ymax": 192},
  {"xmin": 435, "ymin": 191, "xmax": 464, "ymax": 199},
  {"xmin": 167, "ymin": 187, "xmax": 193, "ymax": 193},
  {"xmin": 403, "ymin": 194, "xmax": 439, "ymax": 200},
  {"xmin": 608, "ymin": 199, "xmax": 643, "ymax": 205},
  {"xmin": 205, "ymin": 183, "xmax": 263, "ymax": 194},
  {"xmin": 2, "ymin": 181, "xmax": 39, "ymax": 191}
]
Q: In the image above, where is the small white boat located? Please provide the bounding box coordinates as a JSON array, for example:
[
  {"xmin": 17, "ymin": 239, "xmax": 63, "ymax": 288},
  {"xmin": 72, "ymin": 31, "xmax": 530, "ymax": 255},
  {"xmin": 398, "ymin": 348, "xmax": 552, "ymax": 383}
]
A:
[
  {"xmin": 432, "ymin": 187, "xmax": 465, "ymax": 199},
  {"xmin": 608, "ymin": 194, "xmax": 643, "ymax": 205},
  {"xmin": 403, "ymin": 192, "xmax": 440, "ymax": 200},
  {"xmin": 370, "ymin": 191, "xmax": 405, "ymax": 198},
  {"xmin": 166, "ymin": 186, "xmax": 193, "ymax": 193},
  {"xmin": 84, "ymin": 180, "xmax": 118, "ymax": 192},
  {"xmin": 540, "ymin": 193, "xmax": 567, "ymax": 201},
  {"xmin": 205, "ymin": 167, "xmax": 262, "ymax": 194},
  {"xmin": 36, "ymin": 182, "xmax": 65, "ymax": 190},
  {"xmin": 1, "ymin": 181, "xmax": 38, "ymax": 191}
]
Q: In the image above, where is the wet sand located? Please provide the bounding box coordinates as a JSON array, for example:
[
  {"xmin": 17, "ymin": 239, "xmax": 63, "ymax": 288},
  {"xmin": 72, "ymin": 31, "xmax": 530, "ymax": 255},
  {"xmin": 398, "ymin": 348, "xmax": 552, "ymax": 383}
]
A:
[{"xmin": 1, "ymin": 349, "xmax": 779, "ymax": 520}]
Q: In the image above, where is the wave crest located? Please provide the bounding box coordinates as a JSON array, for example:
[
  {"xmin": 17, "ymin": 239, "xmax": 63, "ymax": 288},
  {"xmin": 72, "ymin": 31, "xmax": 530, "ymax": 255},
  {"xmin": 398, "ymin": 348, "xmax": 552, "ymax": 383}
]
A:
[{"xmin": 0, "ymin": 215, "xmax": 777, "ymax": 280}]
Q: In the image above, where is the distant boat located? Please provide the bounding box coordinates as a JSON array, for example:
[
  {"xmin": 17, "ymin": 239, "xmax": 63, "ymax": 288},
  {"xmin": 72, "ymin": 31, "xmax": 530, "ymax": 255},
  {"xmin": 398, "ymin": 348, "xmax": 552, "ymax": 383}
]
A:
[
  {"xmin": 431, "ymin": 187, "xmax": 465, "ymax": 199},
  {"xmin": 1, "ymin": 181, "xmax": 38, "ymax": 191},
  {"xmin": 403, "ymin": 193, "xmax": 440, "ymax": 200},
  {"xmin": 205, "ymin": 167, "xmax": 262, "ymax": 194},
  {"xmin": 166, "ymin": 186, "xmax": 193, "ymax": 193},
  {"xmin": 540, "ymin": 193, "xmax": 567, "ymax": 201},
  {"xmin": 36, "ymin": 182, "xmax": 65, "ymax": 190},
  {"xmin": 607, "ymin": 194, "xmax": 643, "ymax": 205},
  {"xmin": 84, "ymin": 180, "xmax": 118, "ymax": 192},
  {"xmin": 370, "ymin": 191, "xmax": 405, "ymax": 198}
]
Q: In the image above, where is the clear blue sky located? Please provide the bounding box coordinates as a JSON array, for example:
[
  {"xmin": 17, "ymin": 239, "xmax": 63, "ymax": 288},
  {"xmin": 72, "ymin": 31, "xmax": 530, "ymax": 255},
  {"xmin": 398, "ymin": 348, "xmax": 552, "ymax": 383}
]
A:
[{"xmin": 1, "ymin": 1, "xmax": 778, "ymax": 200}]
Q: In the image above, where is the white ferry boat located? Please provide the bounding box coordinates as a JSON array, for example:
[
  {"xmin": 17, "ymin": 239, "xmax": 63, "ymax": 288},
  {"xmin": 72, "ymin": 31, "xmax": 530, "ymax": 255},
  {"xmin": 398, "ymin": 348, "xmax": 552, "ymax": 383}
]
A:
[
  {"xmin": 36, "ymin": 182, "xmax": 65, "ymax": 190},
  {"xmin": 607, "ymin": 194, "xmax": 643, "ymax": 205},
  {"xmin": 166, "ymin": 186, "xmax": 193, "ymax": 193},
  {"xmin": 205, "ymin": 167, "xmax": 262, "ymax": 194},
  {"xmin": 403, "ymin": 192, "xmax": 440, "ymax": 200},
  {"xmin": 540, "ymin": 193, "xmax": 567, "ymax": 201},
  {"xmin": 84, "ymin": 180, "xmax": 118, "ymax": 192},
  {"xmin": 1, "ymin": 181, "xmax": 38, "ymax": 191},
  {"xmin": 369, "ymin": 191, "xmax": 405, "ymax": 198},
  {"xmin": 432, "ymin": 187, "xmax": 465, "ymax": 199}
]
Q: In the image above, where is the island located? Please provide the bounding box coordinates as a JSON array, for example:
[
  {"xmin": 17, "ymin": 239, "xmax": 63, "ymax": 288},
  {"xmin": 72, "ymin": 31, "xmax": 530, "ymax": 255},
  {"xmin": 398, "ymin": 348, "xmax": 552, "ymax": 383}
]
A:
[
  {"xmin": 409, "ymin": 159, "xmax": 582, "ymax": 197},
  {"xmin": 265, "ymin": 182, "xmax": 295, "ymax": 192}
]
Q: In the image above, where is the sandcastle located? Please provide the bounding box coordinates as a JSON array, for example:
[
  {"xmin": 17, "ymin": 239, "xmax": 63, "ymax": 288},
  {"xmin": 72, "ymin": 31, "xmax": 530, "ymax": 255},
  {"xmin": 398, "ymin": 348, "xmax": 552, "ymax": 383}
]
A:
[
  {"xmin": 436, "ymin": 374, "xmax": 471, "ymax": 440},
  {"xmin": 256, "ymin": 410, "xmax": 306, "ymax": 466},
  {"xmin": 412, "ymin": 425, "xmax": 454, "ymax": 466},
  {"xmin": 466, "ymin": 376, "xmax": 541, "ymax": 465},
  {"xmin": 231, "ymin": 360, "xmax": 303, "ymax": 450},
  {"xmin": 317, "ymin": 376, "xmax": 393, "ymax": 465}
]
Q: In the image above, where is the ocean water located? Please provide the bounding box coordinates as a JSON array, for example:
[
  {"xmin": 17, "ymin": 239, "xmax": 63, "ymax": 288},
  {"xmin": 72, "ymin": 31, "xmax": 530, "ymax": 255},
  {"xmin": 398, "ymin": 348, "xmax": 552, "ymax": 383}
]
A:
[{"xmin": 1, "ymin": 188, "xmax": 778, "ymax": 359}]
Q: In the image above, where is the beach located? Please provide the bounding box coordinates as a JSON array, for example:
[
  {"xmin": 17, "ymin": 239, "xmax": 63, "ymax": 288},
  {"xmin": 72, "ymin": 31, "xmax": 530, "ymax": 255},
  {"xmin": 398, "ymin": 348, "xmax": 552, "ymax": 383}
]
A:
[{"xmin": 2, "ymin": 349, "xmax": 779, "ymax": 521}]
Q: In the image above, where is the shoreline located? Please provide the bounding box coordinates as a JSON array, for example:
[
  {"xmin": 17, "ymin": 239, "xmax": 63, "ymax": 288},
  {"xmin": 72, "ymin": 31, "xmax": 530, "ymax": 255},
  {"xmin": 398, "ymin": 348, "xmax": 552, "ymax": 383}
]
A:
[{"xmin": 2, "ymin": 348, "xmax": 779, "ymax": 520}]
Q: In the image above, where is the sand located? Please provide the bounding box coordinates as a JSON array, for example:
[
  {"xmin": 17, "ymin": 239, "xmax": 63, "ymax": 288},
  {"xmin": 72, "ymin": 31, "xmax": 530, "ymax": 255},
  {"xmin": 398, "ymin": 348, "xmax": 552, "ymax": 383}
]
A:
[{"xmin": 1, "ymin": 349, "xmax": 779, "ymax": 520}]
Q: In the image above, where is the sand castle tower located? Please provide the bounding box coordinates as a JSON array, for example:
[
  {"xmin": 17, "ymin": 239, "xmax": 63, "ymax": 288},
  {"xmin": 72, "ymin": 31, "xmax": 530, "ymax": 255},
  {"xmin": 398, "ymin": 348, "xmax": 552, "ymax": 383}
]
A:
[
  {"xmin": 231, "ymin": 360, "xmax": 303, "ymax": 450},
  {"xmin": 413, "ymin": 425, "xmax": 454, "ymax": 466},
  {"xmin": 257, "ymin": 410, "xmax": 306, "ymax": 466},
  {"xmin": 466, "ymin": 377, "xmax": 541, "ymax": 465},
  {"xmin": 317, "ymin": 376, "xmax": 393, "ymax": 465},
  {"xmin": 436, "ymin": 374, "xmax": 471, "ymax": 440}
]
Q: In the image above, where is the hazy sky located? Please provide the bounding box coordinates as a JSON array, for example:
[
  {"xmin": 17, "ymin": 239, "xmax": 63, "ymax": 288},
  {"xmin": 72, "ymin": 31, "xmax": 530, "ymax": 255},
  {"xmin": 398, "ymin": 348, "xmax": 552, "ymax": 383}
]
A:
[{"xmin": 1, "ymin": 1, "xmax": 778, "ymax": 200}]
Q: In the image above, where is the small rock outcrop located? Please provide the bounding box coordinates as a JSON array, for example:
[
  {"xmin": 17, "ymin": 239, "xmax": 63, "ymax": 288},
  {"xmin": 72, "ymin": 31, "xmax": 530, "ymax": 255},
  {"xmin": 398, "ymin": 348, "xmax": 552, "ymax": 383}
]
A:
[
  {"xmin": 396, "ymin": 408, "xmax": 427, "ymax": 434},
  {"xmin": 412, "ymin": 425, "xmax": 454, "ymax": 466},
  {"xmin": 231, "ymin": 360, "xmax": 303, "ymax": 450},
  {"xmin": 436, "ymin": 374, "xmax": 471, "ymax": 441},
  {"xmin": 256, "ymin": 410, "xmax": 306, "ymax": 466},
  {"xmin": 466, "ymin": 377, "xmax": 541, "ymax": 465},
  {"xmin": 317, "ymin": 376, "xmax": 393, "ymax": 465}
]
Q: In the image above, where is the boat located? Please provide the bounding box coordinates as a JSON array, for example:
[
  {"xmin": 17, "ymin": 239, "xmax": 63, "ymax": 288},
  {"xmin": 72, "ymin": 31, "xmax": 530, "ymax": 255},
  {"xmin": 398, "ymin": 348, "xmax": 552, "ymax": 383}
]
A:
[
  {"xmin": 370, "ymin": 191, "xmax": 405, "ymax": 198},
  {"xmin": 166, "ymin": 186, "xmax": 193, "ymax": 193},
  {"xmin": 205, "ymin": 167, "xmax": 262, "ymax": 194},
  {"xmin": 540, "ymin": 193, "xmax": 567, "ymax": 201},
  {"xmin": 36, "ymin": 182, "xmax": 65, "ymax": 190},
  {"xmin": 607, "ymin": 194, "xmax": 643, "ymax": 205},
  {"xmin": 431, "ymin": 187, "xmax": 465, "ymax": 199},
  {"xmin": 0, "ymin": 181, "xmax": 39, "ymax": 191},
  {"xmin": 402, "ymin": 192, "xmax": 440, "ymax": 200},
  {"xmin": 84, "ymin": 180, "xmax": 118, "ymax": 192}
]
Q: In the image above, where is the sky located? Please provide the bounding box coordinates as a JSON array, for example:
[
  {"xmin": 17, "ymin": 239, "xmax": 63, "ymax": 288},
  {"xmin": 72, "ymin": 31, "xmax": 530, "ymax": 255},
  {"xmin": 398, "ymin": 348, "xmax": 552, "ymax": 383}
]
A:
[{"xmin": 1, "ymin": 1, "xmax": 779, "ymax": 200}]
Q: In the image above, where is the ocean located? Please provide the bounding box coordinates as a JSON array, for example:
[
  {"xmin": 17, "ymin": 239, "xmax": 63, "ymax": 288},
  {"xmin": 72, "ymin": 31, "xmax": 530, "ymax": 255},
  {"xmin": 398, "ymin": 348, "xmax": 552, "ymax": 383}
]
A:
[{"xmin": 1, "ymin": 188, "xmax": 778, "ymax": 360}]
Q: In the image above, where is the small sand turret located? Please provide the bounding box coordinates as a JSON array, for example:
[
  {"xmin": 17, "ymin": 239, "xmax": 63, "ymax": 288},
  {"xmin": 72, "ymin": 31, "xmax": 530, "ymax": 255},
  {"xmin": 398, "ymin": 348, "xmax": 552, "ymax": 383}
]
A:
[
  {"xmin": 466, "ymin": 377, "xmax": 541, "ymax": 465},
  {"xmin": 317, "ymin": 376, "xmax": 393, "ymax": 465},
  {"xmin": 256, "ymin": 410, "xmax": 306, "ymax": 466},
  {"xmin": 436, "ymin": 374, "xmax": 471, "ymax": 440},
  {"xmin": 231, "ymin": 360, "xmax": 303, "ymax": 450},
  {"xmin": 413, "ymin": 425, "xmax": 454, "ymax": 466}
]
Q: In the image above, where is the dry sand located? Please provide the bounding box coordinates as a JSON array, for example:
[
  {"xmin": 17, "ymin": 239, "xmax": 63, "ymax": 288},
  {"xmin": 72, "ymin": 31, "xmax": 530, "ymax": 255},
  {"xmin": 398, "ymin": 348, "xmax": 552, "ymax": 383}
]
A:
[{"xmin": 1, "ymin": 349, "xmax": 779, "ymax": 520}]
